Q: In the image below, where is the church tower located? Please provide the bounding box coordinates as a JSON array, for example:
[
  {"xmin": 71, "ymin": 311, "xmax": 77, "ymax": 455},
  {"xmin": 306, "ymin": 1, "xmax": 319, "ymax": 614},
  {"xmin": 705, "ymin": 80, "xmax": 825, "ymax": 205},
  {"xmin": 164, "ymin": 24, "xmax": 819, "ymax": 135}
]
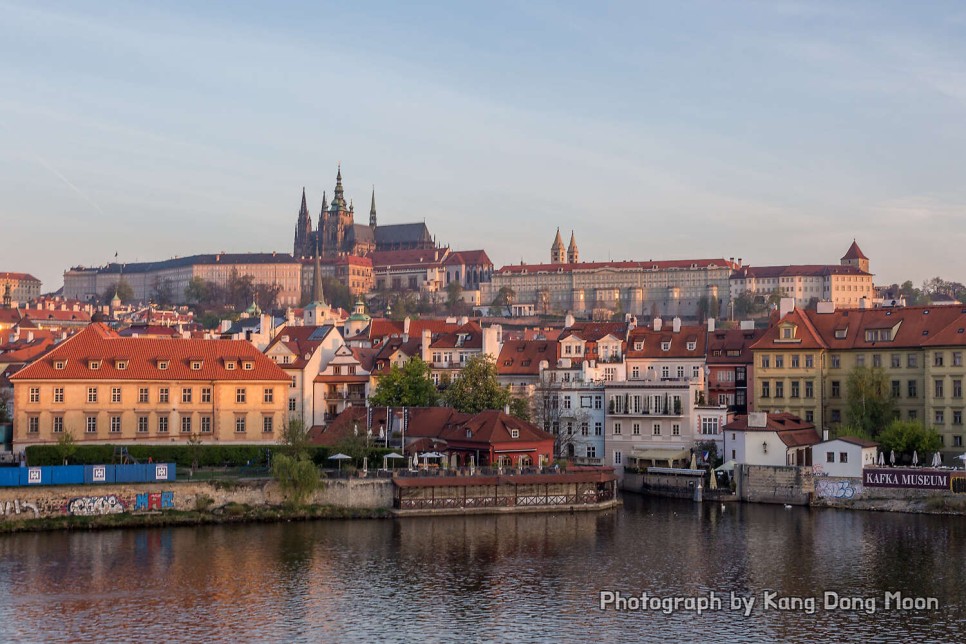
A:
[
  {"xmin": 321, "ymin": 166, "xmax": 355, "ymax": 256},
  {"xmin": 369, "ymin": 187, "xmax": 377, "ymax": 228},
  {"xmin": 567, "ymin": 231, "xmax": 579, "ymax": 264},
  {"xmin": 293, "ymin": 187, "xmax": 313, "ymax": 258},
  {"xmin": 551, "ymin": 228, "xmax": 566, "ymax": 264},
  {"xmin": 840, "ymin": 239, "xmax": 870, "ymax": 273}
]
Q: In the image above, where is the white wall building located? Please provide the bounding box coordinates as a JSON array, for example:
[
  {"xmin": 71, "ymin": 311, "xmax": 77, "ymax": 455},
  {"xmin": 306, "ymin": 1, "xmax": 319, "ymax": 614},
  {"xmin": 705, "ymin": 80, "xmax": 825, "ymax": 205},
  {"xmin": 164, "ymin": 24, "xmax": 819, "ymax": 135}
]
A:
[{"xmin": 814, "ymin": 437, "xmax": 878, "ymax": 478}]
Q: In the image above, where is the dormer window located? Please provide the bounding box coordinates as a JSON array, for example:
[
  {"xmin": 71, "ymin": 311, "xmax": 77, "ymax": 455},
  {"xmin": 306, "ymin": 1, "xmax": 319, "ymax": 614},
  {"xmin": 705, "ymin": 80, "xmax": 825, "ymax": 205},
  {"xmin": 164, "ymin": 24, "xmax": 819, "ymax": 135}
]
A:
[
  {"xmin": 54, "ymin": 360, "xmax": 66, "ymax": 370},
  {"xmin": 115, "ymin": 360, "xmax": 128, "ymax": 370},
  {"xmin": 661, "ymin": 341, "xmax": 671, "ymax": 351},
  {"xmin": 242, "ymin": 361, "xmax": 254, "ymax": 371},
  {"xmin": 466, "ymin": 429, "xmax": 472, "ymax": 438},
  {"xmin": 158, "ymin": 360, "xmax": 169, "ymax": 370},
  {"xmin": 834, "ymin": 328, "xmax": 847, "ymax": 339},
  {"xmin": 687, "ymin": 341, "xmax": 697, "ymax": 351},
  {"xmin": 191, "ymin": 361, "xmax": 203, "ymax": 370},
  {"xmin": 226, "ymin": 361, "xmax": 236, "ymax": 370},
  {"xmin": 89, "ymin": 360, "xmax": 101, "ymax": 370},
  {"xmin": 510, "ymin": 429, "xmax": 520, "ymax": 439}
]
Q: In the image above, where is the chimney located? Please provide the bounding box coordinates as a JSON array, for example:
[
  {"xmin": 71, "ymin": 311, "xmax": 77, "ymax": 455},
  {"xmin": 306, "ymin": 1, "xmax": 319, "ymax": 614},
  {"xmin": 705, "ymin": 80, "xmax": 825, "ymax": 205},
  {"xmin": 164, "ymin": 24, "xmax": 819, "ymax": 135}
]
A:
[
  {"xmin": 707, "ymin": 318, "xmax": 715, "ymax": 333},
  {"xmin": 653, "ymin": 317, "xmax": 663, "ymax": 331},
  {"xmin": 26, "ymin": 331, "xmax": 34, "ymax": 342},
  {"xmin": 737, "ymin": 258, "xmax": 743, "ymax": 268},
  {"xmin": 564, "ymin": 312, "xmax": 575, "ymax": 328},
  {"xmin": 740, "ymin": 320, "xmax": 755, "ymax": 330},
  {"xmin": 859, "ymin": 297, "xmax": 868, "ymax": 310},
  {"xmin": 816, "ymin": 301, "xmax": 835, "ymax": 314},
  {"xmin": 421, "ymin": 328, "xmax": 432, "ymax": 361},
  {"xmin": 458, "ymin": 316, "xmax": 469, "ymax": 326},
  {"xmin": 627, "ymin": 315, "xmax": 637, "ymax": 331},
  {"xmin": 779, "ymin": 297, "xmax": 795, "ymax": 320},
  {"xmin": 672, "ymin": 317, "xmax": 681, "ymax": 333},
  {"xmin": 403, "ymin": 316, "xmax": 411, "ymax": 335}
]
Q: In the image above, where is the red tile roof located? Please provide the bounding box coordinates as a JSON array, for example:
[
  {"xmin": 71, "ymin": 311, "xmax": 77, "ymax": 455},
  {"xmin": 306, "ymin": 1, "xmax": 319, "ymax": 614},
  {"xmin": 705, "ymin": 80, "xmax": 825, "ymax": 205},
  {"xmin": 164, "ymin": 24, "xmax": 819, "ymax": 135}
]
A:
[
  {"xmin": 706, "ymin": 327, "xmax": 766, "ymax": 364},
  {"xmin": 841, "ymin": 240, "xmax": 868, "ymax": 261},
  {"xmin": 497, "ymin": 340, "xmax": 558, "ymax": 376},
  {"xmin": 803, "ymin": 306, "xmax": 966, "ymax": 350},
  {"xmin": 443, "ymin": 249, "xmax": 492, "ymax": 266},
  {"xmin": 731, "ymin": 264, "xmax": 869, "ymax": 279},
  {"xmin": 750, "ymin": 309, "xmax": 827, "ymax": 351},
  {"xmin": 497, "ymin": 259, "xmax": 736, "ymax": 274},
  {"xmin": 10, "ymin": 323, "xmax": 289, "ymax": 382},
  {"xmin": 0, "ymin": 272, "xmax": 40, "ymax": 282},
  {"xmin": 723, "ymin": 413, "xmax": 821, "ymax": 447},
  {"xmin": 370, "ymin": 248, "xmax": 449, "ymax": 268},
  {"xmin": 626, "ymin": 324, "xmax": 706, "ymax": 359}
]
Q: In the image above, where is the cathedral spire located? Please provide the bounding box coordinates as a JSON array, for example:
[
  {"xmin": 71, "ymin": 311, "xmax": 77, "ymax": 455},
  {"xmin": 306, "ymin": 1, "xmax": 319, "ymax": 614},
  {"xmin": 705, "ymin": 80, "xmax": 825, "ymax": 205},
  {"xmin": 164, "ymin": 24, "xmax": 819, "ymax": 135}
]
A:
[
  {"xmin": 551, "ymin": 228, "xmax": 566, "ymax": 264},
  {"xmin": 332, "ymin": 166, "xmax": 346, "ymax": 211},
  {"xmin": 567, "ymin": 231, "xmax": 579, "ymax": 264},
  {"xmin": 369, "ymin": 186, "xmax": 377, "ymax": 228}
]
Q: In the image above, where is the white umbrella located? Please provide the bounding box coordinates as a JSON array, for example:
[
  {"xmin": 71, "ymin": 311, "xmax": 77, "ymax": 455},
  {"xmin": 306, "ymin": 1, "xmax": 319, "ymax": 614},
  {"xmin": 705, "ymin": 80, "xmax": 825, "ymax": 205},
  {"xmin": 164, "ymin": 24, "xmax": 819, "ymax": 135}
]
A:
[
  {"xmin": 890, "ymin": 450, "xmax": 896, "ymax": 466},
  {"xmin": 932, "ymin": 452, "xmax": 942, "ymax": 468},
  {"xmin": 957, "ymin": 453, "xmax": 966, "ymax": 470},
  {"xmin": 328, "ymin": 453, "xmax": 352, "ymax": 471},
  {"xmin": 877, "ymin": 451, "xmax": 884, "ymax": 466},
  {"xmin": 709, "ymin": 468, "xmax": 718, "ymax": 490},
  {"xmin": 362, "ymin": 457, "xmax": 368, "ymax": 474},
  {"xmin": 383, "ymin": 452, "xmax": 404, "ymax": 470},
  {"xmin": 715, "ymin": 460, "xmax": 736, "ymax": 472},
  {"xmin": 690, "ymin": 453, "xmax": 697, "ymax": 470},
  {"xmin": 411, "ymin": 453, "xmax": 418, "ymax": 469},
  {"xmin": 912, "ymin": 451, "xmax": 919, "ymax": 466}
]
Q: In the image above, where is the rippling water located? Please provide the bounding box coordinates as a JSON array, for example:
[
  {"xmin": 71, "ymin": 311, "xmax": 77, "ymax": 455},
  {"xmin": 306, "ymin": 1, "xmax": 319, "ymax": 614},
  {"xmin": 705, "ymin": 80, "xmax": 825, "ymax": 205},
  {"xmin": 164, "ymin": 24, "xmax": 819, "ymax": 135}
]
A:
[{"xmin": 0, "ymin": 497, "xmax": 963, "ymax": 642}]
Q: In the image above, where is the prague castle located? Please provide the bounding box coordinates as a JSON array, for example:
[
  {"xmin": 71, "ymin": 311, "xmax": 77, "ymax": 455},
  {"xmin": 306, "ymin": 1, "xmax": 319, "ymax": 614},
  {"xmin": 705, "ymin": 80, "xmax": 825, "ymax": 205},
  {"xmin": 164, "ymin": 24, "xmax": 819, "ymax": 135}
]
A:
[{"xmin": 294, "ymin": 167, "xmax": 436, "ymax": 259}]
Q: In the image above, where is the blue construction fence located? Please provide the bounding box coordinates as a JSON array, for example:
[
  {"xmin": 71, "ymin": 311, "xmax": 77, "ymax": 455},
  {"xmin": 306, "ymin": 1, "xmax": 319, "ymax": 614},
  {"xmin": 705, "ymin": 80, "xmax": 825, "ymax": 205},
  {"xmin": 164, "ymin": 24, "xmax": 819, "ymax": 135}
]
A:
[{"xmin": 0, "ymin": 463, "xmax": 176, "ymax": 487}]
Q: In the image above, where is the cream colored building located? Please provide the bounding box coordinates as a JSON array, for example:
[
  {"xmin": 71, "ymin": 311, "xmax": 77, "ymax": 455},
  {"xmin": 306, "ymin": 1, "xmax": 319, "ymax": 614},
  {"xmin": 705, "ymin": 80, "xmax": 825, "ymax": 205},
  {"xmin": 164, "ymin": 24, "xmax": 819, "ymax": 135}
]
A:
[
  {"xmin": 0, "ymin": 272, "xmax": 42, "ymax": 304},
  {"xmin": 10, "ymin": 324, "xmax": 289, "ymax": 448}
]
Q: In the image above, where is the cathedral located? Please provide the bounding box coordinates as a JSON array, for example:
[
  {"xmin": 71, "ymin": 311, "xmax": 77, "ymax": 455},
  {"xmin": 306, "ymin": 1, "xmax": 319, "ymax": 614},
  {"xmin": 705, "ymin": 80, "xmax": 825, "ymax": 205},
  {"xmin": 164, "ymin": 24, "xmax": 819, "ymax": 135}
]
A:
[{"xmin": 294, "ymin": 167, "xmax": 436, "ymax": 258}]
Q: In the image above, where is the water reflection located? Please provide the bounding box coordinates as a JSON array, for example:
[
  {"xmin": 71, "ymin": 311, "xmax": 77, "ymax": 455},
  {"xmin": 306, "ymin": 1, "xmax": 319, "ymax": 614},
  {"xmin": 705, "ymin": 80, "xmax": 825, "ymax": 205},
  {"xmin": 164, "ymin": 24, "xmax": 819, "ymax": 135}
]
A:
[{"xmin": 0, "ymin": 498, "xmax": 963, "ymax": 642}]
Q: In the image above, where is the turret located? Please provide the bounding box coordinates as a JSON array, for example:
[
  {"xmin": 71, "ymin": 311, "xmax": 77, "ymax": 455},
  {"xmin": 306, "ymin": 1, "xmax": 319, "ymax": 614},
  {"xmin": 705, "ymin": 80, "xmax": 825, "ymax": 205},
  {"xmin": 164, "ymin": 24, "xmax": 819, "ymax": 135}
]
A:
[
  {"xmin": 551, "ymin": 228, "xmax": 566, "ymax": 264},
  {"xmin": 567, "ymin": 231, "xmax": 579, "ymax": 264}
]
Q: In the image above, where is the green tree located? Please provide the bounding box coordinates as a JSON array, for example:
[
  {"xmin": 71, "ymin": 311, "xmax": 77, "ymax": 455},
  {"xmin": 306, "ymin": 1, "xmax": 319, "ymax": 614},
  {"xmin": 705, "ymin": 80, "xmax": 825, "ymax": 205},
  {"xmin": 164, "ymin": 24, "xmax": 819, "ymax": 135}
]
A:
[
  {"xmin": 491, "ymin": 286, "xmax": 516, "ymax": 316},
  {"xmin": 272, "ymin": 418, "xmax": 321, "ymax": 505},
  {"xmin": 0, "ymin": 389, "xmax": 11, "ymax": 423},
  {"xmin": 278, "ymin": 418, "xmax": 312, "ymax": 459},
  {"xmin": 844, "ymin": 366, "xmax": 895, "ymax": 436},
  {"xmin": 877, "ymin": 420, "xmax": 942, "ymax": 458},
  {"xmin": 102, "ymin": 278, "xmax": 134, "ymax": 305},
  {"xmin": 369, "ymin": 358, "xmax": 439, "ymax": 408},
  {"xmin": 184, "ymin": 276, "xmax": 210, "ymax": 305},
  {"xmin": 55, "ymin": 429, "xmax": 78, "ymax": 465},
  {"xmin": 444, "ymin": 354, "xmax": 512, "ymax": 414},
  {"xmin": 508, "ymin": 396, "xmax": 531, "ymax": 422},
  {"xmin": 695, "ymin": 294, "xmax": 718, "ymax": 323},
  {"xmin": 151, "ymin": 276, "xmax": 175, "ymax": 307}
]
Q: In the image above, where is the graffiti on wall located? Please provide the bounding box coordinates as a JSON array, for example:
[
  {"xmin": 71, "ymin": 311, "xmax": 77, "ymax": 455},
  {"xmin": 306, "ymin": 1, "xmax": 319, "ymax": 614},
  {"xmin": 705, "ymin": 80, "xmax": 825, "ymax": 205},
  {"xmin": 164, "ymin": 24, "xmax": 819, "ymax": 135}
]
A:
[
  {"xmin": 815, "ymin": 478, "xmax": 861, "ymax": 499},
  {"xmin": 134, "ymin": 492, "xmax": 174, "ymax": 511},
  {"xmin": 66, "ymin": 495, "xmax": 127, "ymax": 516},
  {"xmin": 0, "ymin": 500, "xmax": 39, "ymax": 518}
]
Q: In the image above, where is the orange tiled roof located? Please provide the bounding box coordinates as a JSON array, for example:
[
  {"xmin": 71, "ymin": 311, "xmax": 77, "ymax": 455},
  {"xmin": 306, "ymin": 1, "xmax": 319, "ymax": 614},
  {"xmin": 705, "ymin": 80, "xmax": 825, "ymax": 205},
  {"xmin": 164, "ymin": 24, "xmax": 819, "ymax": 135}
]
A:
[
  {"xmin": 497, "ymin": 340, "xmax": 558, "ymax": 376},
  {"xmin": 497, "ymin": 259, "xmax": 736, "ymax": 274},
  {"xmin": 0, "ymin": 272, "xmax": 40, "ymax": 282},
  {"xmin": 10, "ymin": 323, "xmax": 289, "ymax": 382},
  {"xmin": 626, "ymin": 325, "xmax": 706, "ymax": 359}
]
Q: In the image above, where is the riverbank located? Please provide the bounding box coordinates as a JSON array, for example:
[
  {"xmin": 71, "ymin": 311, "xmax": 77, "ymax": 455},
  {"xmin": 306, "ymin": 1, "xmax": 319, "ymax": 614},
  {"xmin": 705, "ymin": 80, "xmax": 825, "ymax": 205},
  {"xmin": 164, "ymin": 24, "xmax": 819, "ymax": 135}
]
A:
[{"xmin": 0, "ymin": 503, "xmax": 390, "ymax": 534}]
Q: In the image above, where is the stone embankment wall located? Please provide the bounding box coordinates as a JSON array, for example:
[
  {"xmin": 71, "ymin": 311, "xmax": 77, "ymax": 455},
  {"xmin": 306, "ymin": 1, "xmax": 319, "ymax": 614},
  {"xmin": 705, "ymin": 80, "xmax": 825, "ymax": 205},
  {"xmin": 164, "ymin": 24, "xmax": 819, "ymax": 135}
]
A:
[
  {"xmin": 812, "ymin": 475, "xmax": 966, "ymax": 513},
  {"xmin": 736, "ymin": 464, "xmax": 814, "ymax": 506},
  {"xmin": 0, "ymin": 478, "xmax": 394, "ymax": 522}
]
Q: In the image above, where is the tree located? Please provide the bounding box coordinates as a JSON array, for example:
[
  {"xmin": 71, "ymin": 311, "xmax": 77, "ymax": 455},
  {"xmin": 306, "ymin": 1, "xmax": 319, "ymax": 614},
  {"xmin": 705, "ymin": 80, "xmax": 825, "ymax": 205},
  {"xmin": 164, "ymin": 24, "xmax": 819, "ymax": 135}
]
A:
[
  {"xmin": 695, "ymin": 294, "xmax": 718, "ymax": 323},
  {"xmin": 272, "ymin": 418, "xmax": 321, "ymax": 506},
  {"xmin": 877, "ymin": 421, "xmax": 942, "ymax": 459},
  {"xmin": 184, "ymin": 276, "xmax": 210, "ymax": 305},
  {"xmin": 278, "ymin": 418, "xmax": 313, "ymax": 459},
  {"xmin": 55, "ymin": 429, "xmax": 78, "ymax": 465},
  {"xmin": 102, "ymin": 278, "xmax": 133, "ymax": 305},
  {"xmin": 444, "ymin": 354, "xmax": 512, "ymax": 414},
  {"xmin": 0, "ymin": 389, "xmax": 11, "ymax": 423},
  {"xmin": 844, "ymin": 366, "xmax": 895, "ymax": 437},
  {"xmin": 508, "ymin": 396, "xmax": 531, "ymax": 422},
  {"xmin": 369, "ymin": 358, "xmax": 439, "ymax": 408},
  {"xmin": 445, "ymin": 281, "xmax": 464, "ymax": 314},
  {"xmin": 732, "ymin": 291, "xmax": 768, "ymax": 319},
  {"xmin": 186, "ymin": 433, "xmax": 204, "ymax": 475},
  {"xmin": 491, "ymin": 286, "xmax": 516, "ymax": 316},
  {"xmin": 254, "ymin": 282, "xmax": 282, "ymax": 312},
  {"xmin": 151, "ymin": 276, "xmax": 175, "ymax": 307}
]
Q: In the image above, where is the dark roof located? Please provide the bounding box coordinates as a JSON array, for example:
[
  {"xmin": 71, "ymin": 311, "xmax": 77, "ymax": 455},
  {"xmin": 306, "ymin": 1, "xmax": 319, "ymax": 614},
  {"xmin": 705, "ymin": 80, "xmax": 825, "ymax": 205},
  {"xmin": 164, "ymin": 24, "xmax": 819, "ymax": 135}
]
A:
[
  {"xmin": 90, "ymin": 253, "xmax": 299, "ymax": 275},
  {"xmin": 841, "ymin": 240, "xmax": 868, "ymax": 261},
  {"xmin": 731, "ymin": 264, "xmax": 870, "ymax": 279},
  {"xmin": 374, "ymin": 222, "xmax": 433, "ymax": 245},
  {"xmin": 348, "ymin": 224, "xmax": 375, "ymax": 245}
]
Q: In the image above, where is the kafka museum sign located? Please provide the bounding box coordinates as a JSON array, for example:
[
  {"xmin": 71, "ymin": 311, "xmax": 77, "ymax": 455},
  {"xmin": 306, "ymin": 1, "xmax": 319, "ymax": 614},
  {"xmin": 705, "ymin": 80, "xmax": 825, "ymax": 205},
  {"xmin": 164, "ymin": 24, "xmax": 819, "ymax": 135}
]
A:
[{"xmin": 863, "ymin": 468, "xmax": 950, "ymax": 490}]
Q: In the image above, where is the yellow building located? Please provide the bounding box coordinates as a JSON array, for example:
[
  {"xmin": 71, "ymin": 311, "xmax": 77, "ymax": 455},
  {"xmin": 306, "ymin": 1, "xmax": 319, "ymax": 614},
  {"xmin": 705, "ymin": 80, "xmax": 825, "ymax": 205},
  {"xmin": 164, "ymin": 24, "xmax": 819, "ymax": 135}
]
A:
[{"xmin": 10, "ymin": 323, "xmax": 289, "ymax": 448}]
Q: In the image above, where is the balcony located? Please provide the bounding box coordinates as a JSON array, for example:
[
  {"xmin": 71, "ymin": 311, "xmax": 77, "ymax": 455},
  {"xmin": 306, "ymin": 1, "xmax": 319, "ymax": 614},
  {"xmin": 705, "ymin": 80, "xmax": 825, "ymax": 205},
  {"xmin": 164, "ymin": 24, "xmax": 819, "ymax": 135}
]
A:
[{"xmin": 324, "ymin": 392, "xmax": 367, "ymax": 402}]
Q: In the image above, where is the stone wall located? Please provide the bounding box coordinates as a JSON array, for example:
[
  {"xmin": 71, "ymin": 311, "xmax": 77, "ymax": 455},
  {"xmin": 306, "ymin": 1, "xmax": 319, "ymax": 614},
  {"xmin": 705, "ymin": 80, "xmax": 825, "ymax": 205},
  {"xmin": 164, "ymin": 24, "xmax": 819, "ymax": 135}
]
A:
[
  {"xmin": 0, "ymin": 478, "xmax": 395, "ymax": 522},
  {"xmin": 736, "ymin": 464, "xmax": 814, "ymax": 506},
  {"xmin": 812, "ymin": 475, "xmax": 965, "ymax": 509}
]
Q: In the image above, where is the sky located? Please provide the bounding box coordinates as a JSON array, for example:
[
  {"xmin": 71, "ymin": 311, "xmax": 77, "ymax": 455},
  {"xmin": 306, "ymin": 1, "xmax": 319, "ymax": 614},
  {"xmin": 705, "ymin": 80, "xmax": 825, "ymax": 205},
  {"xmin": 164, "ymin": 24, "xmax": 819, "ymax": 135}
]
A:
[{"xmin": 2, "ymin": 0, "xmax": 966, "ymax": 292}]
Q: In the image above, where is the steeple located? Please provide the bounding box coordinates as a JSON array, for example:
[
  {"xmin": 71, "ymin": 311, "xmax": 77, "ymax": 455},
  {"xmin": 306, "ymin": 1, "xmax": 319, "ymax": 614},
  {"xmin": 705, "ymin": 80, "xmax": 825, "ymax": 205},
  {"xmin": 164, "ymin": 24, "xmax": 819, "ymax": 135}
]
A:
[
  {"xmin": 332, "ymin": 165, "xmax": 346, "ymax": 210},
  {"xmin": 294, "ymin": 187, "xmax": 313, "ymax": 257},
  {"xmin": 369, "ymin": 187, "xmax": 377, "ymax": 228},
  {"xmin": 551, "ymin": 228, "xmax": 566, "ymax": 264},
  {"xmin": 567, "ymin": 231, "xmax": 579, "ymax": 264}
]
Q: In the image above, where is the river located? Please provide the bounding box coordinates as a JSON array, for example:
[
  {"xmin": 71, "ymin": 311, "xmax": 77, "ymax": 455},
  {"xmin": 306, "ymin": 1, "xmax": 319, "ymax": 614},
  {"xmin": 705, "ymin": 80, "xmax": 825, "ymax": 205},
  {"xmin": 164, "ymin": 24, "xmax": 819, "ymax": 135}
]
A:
[{"xmin": 0, "ymin": 496, "xmax": 962, "ymax": 642}]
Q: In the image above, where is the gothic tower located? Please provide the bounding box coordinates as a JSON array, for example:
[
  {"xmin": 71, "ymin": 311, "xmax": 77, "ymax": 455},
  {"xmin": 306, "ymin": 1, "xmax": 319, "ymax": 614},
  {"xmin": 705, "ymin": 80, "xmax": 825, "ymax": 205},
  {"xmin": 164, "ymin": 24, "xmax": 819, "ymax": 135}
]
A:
[
  {"xmin": 551, "ymin": 228, "xmax": 566, "ymax": 264},
  {"xmin": 321, "ymin": 166, "xmax": 355, "ymax": 256},
  {"xmin": 369, "ymin": 187, "xmax": 377, "ymax": 228},
  {"xmin": 567, "ymin": 231, "xmax": 579, "ymax": 264},
  {"xmin": 293, "ymin": 187, "xmax": 313, "ymax": 258}
]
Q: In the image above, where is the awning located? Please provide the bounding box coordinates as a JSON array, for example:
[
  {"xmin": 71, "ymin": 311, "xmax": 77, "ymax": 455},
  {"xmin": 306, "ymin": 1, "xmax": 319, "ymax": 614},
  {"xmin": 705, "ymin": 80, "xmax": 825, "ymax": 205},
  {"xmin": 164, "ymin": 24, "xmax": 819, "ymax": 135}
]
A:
[{"xmin": 628, "ymin": 448, "xmax": 690, "ymax": 467}]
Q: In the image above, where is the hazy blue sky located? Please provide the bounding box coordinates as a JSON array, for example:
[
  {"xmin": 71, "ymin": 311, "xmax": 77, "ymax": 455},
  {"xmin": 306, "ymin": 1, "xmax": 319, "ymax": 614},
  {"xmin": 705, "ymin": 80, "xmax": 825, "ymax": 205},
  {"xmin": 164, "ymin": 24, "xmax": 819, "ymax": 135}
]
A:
[{"xmin": 3, "ymin": 1, "xmax": 966, "ymax": 291}]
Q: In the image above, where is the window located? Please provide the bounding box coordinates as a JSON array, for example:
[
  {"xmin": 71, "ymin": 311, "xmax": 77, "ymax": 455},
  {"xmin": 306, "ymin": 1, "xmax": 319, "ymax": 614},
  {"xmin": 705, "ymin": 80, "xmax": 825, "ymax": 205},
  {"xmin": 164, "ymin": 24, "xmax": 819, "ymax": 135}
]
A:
[
  {"xmin": 775, "ymin": 355, "xmax": 784, "ymax": 368},
  {"xmin": 613, "ymin": 422, "xmax": 622, "ymax": 435},
  {"xmin": 935, "ymin": 352, "xmax": 944, "ymax": 367},
  {"xmin": 54, "ymin": 361, "xmax": 65, "ymax": 370},
  {"xmin": 761, "ymin": 356, "xmax": 770, "ymax": 368},
  {"xmin": 661, "ymin": 341, "xmax": 671, "ymax": 351},
  {"xmin": 692, "ymin": 366, "xmax": 701, "ymax": 379},
  {"xmin": 855, "ymin": 355, "xmax": 865, "ymax": 367},
  {"xmin": 87, "ymin": 387, "xmax": 98, "ymax": 403},
  {"xmin": 891, "ymin": 354, "xmax": 901, "ymax": 368},
  {"xmin": 89, "ymin": 360, "xmax": 100, "ymax": 370},
  {"xmin": 672, "ymin": 423, "xmax": 680, "ymax": 436},
  {"xmin": 563, "ymin": 396, "xmax": 571, "ymax": 409},
  {"xmin": 110, "ymin": 416, "xmax": 121, "ymax": 433},
  {"xmin": 201, "ymin": 387, "xmax": 212, "ymax": 403},
  {"xmin": 137, "ymin": 416, "xmax": 148, "ymax": 433},
  {"xmin": 701, "ymin": 417, "xmax": 719, "ymax": 435},
  {"xmin": 761, "ymin": 381, "xmax": 770, "ymax": 398},
  {"xmin": 289, "ymin": 398, "xmax": 297, "ymax": 412},
  {"xmin": 872, "ymin": 354, "xmax": 881, "ymax": 368},
  {"xmin": 587, "ymin": 445, "xmax": 597, "ymax": 458},
  {"xmin": 775, "ymin": 381, "xmax": 784, "ymax": 398},
  {"xmin": 27, "ymin": 417, "xmax": 39, "ymax": 434},
  {"xmin": 955, "ymin": 352, "xmax": 963, "ymax": 367},
  {"xmin": 52, "ymin": 416, "xmax": 64, "ymax": 434},
  {"xmin": 614, "ymin": 451, "xmax": 622, "ymax": 465},
  {"xmin": 263, "ymin": 416, "xmax": 274, "ymax": 433},
  {"xmin": 158, "ymin": 361, "xmax": 169, "ymax": 370},
  {"xmin": 116, "ymin": 360, "xmax": 128, "ymax": 370},
  {"xmin": 805, "ymin": 355, "xmax": 814, "ymax": 369},
  {"xmin": 263, "ymin": 388, "xmax": 274, "ymax": 404},
  {"xmin": 955, "ymin": 411, "xmax": 963, "ymax": 426},
  {"xmin": 831, "ymin": 409, "xmax": 841, "ymax": 423},
  {"xmin": 805, "ymin": 410, "xmax": 814, "ymax": 423},
  {"xmin": 191, "ymin": 361, "xmax": 202, "ymax": 370},
  {"xmin": 653, "ymin": 423, "xmax": 661, "ymax": 436},
  {"xmin": 54, "ymin": 387, "xmax": 64, "ymax": 403},
  {"xmin": 566, "ymin": 422, "xmax": 573, "ymax": 435},
  {"xmin": 661, "ymin": 366, "xmax": 670, "ymax": 379},
  {"xmin": 791, "ymin": 381, "xmax": 800, "ymax": 398},
  {"xmin": 632, "ymin": 423, "xmax": 640, "ymax": 435},
  {"xmin": 908, "ymin": 381, "xmax": 918, "ymax": 398},
  {"xmin": 158, "ymin": 416, "xmax": 169, "ymax": 433},
  {"xmin": 908, "ymin": 354, "xmax": 918, "ymax": 368},
  {"xmin": 935, "ymin": 410, "xmax": 945, "ymax": 425},
  {"xmin": 181, "ymin": 416, "xmax": 192, "ymax": 433},
  {"xmin": 831, "ymin": 381, "xmax": 840, "ymax": 397},
  {"xmin": 935, "ymin": 380, "xmax": 944, "ymax": 398},
  {"xmin": 29, "ymin": 387, "xmax": 39, "ymax": 403},
  {"xmin": 110, "ymin": 387, "xmax": 121, "ymax": 403},
  {"xmin": 840, "ymin": 452, "xmax": 848, "ymax": 464},
  {"xmin": 687, "ymin": 341, "xmax": 696, "ymax": 351},
  {"xmin": 236, "ymin": 388, "xmax": 247, "ymax": 404},
  {"xmin": 677, "ymin": 366, "xmax": 685, "ymax": 378},
  {"xmin": 138, "ymin": 387, "xmax": 149, "ymax": 404},
  {"xmin": 581, "ymin": 422, "xmax": 589, "ymax": 436},
  {"xmin": 595, "ymin": 396, "xmax": 602, "ymax": 410},
  {"xmin": 595, "ymin": 422, "xmax": 602, "ymax": 435},
  {"xmin": 242, "ymin": 361, "xmax": 254, "ymax": 371},
  {"xmin": 159, "ymin": 388, "xmax": 169, "ymax": 404},
  {"xmin": 226, "ymin": 361, "xmax": 236, "ymax": 371},
  {"xmin": 954, "ymin": 380, "xmax": 963, "ymax": 399},
  {"xmin": 791, "ymin": 355, "xmax": 800, "ymax": 368},
  {"xmin": 291, "ymin": 376, "xmax": 297, "ymax": 389},
  {"xmin": 631, "ymin": 366, "xmax": 640, "ymax": 379},
  {"xmin": 831, "ymin": 355, "xmax": 841, "ymax": 369},
  {"xmin": 182, "ymin": 388, "xmax": 193, "ymax": 404},
  {"xmin": 86, "ymin": 416, "xmax": 97, "ymax": 433},
  {"xmin": 909, "ymin": 409, "xmax": 918, "ymax": 421},
  {"xmin": 201, "ymin": 416, "xmax": 212, "ymax": 433},
  {"xmin": 805, "ymin": 381, "xmax": 814, "ymax": 398},
  {"xmin": 235, "ymin": 417, "xmax": 246, "ymax": 433}
]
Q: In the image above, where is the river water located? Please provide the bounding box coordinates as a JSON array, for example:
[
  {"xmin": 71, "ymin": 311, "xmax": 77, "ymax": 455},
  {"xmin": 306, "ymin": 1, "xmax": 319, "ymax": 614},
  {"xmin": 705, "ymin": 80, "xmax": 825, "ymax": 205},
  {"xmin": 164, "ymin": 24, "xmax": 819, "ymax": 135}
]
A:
[{"xmin": 0, "ymin": 496, "xmax": 962, "ymax": 642}]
